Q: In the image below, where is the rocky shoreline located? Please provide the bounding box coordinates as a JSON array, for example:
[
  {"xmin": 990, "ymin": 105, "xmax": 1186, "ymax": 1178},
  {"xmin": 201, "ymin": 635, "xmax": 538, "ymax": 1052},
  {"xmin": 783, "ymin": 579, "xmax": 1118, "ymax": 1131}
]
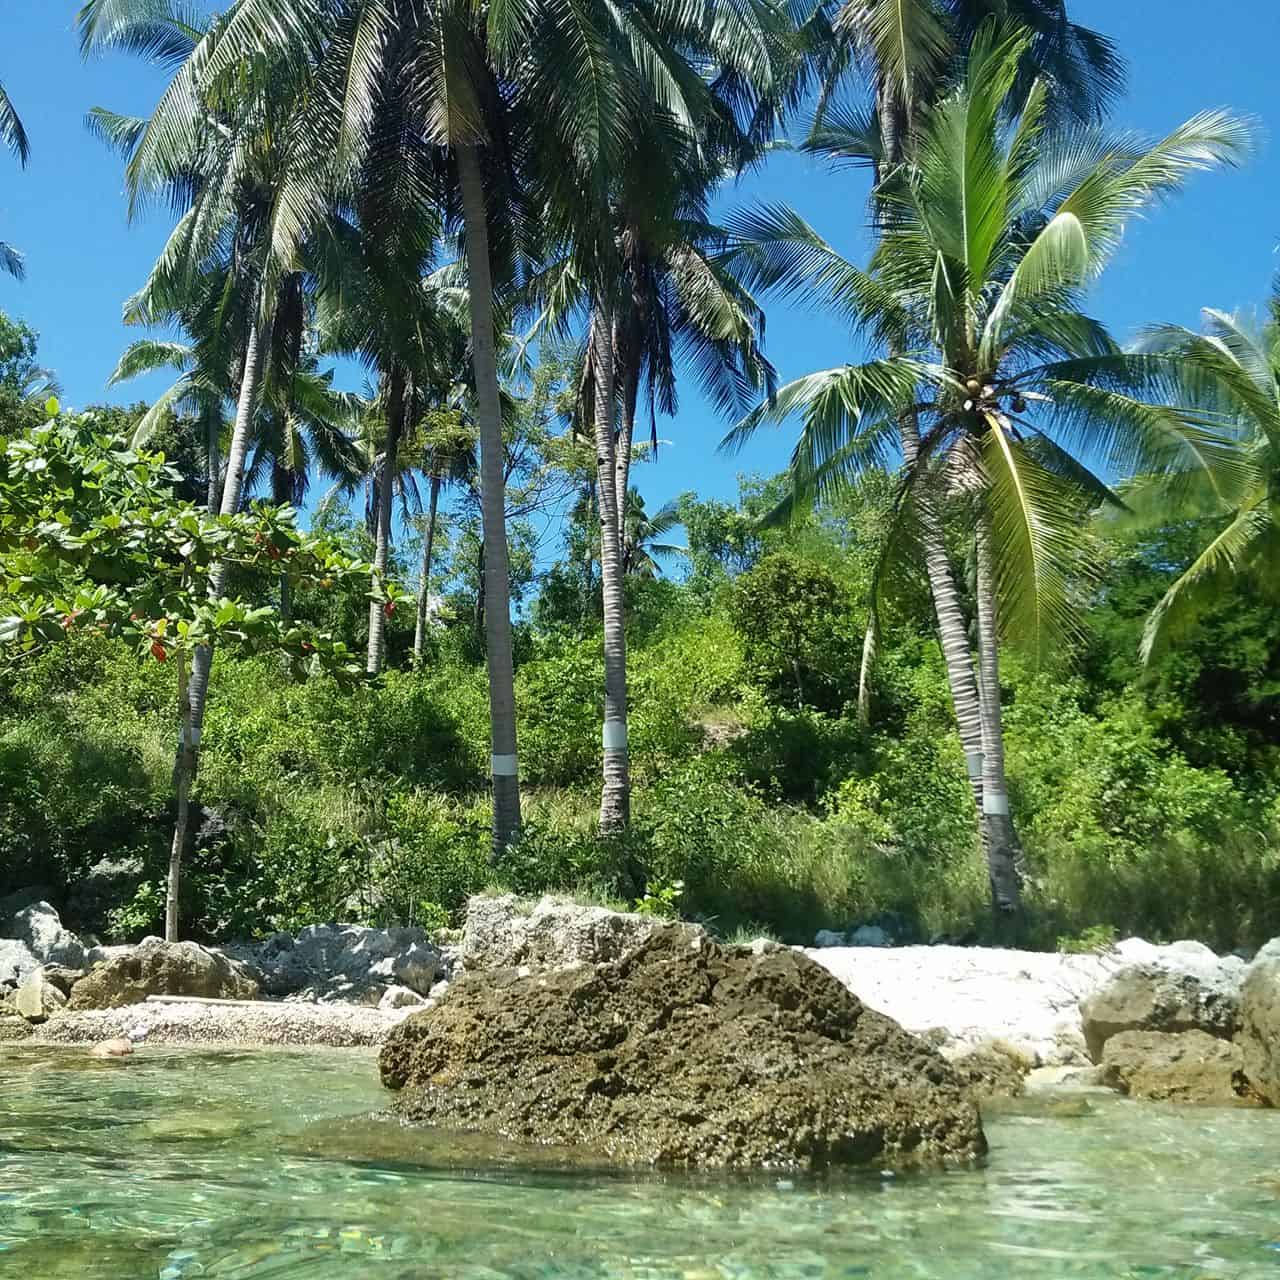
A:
[{"xmin": 4, "ymin": 890, "xmax": 1278, "ymax": 1113}]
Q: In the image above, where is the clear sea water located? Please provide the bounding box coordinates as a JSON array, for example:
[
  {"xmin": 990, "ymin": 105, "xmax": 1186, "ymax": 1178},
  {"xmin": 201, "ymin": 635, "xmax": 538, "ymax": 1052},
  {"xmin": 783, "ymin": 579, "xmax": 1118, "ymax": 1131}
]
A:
[{"xmin": 2, "ymin": 1045, "xmax": 1278, "ymax": 1279}]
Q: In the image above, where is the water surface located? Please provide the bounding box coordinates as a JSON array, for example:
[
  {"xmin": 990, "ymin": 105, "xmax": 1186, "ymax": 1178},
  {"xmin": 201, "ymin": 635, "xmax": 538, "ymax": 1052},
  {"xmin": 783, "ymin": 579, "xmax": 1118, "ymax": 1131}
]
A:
[{"xmin": 2, "ymin": 1045, "xmax": 1278, "ymax": 1278}]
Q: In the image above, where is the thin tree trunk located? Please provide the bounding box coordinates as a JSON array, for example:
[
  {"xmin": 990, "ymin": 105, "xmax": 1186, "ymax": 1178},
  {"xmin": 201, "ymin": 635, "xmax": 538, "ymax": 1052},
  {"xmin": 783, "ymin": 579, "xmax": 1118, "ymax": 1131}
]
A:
[
  {"xmin": 615, "ymin": 343, "xmax": 640, "ymax": 518},
  {"xmin": 458, "ymin": 142, "xmax": 521, "ymax": 855},
  {"xmin": 975, "ymin": 517, "xmax": 1023, "ymax": 915},
  {"xmin": 279, "ymin": 573, "xmax": 292, "ymax": 626},
  {"xmin": 413, "ymin": 473, "xmax": 442, "ymax": 665},
  {"xmin": 166, "ymin": 647, "xmax": 195, "ymax": 943},
  {"xmin": 205, "ymin": 406, "xmax": 221, "ymax": 514},
  {"xmin": 367, "ymin": 366, "xmax": 405, "ymax": 675},
  {"xmin": 184, "ymin": 307, "xmax": 269, "ymax": 776},
  {"xmin": 591, "ymin": 308, "xmax": 630, "ymax": 833}
]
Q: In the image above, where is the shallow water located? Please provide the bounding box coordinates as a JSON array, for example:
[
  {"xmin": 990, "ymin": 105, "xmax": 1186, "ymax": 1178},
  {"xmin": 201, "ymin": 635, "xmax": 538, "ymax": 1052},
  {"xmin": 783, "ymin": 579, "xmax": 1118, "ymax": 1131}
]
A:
[{"xmin": 2, "ymin": 1046, "xmax": 1279, "ymax": 1279}]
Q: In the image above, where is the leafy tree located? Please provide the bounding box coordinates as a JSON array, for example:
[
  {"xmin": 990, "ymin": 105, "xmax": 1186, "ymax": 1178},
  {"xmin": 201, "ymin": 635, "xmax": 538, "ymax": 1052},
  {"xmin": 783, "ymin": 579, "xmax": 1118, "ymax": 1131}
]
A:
[
  {"xmin": 0, "ymin": 409, "xmax": 396, "ymax": 940},
  {"xmin": 730, "ymin": 550, "xmax": 857, "ymax": 712}
]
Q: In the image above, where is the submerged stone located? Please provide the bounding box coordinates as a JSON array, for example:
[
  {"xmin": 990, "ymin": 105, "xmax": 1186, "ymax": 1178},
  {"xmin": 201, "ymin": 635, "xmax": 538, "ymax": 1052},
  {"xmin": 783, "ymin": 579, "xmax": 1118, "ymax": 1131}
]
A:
[{"xmin": 379, "ymin": 928, "xmax": 985, "ymax": 1171}]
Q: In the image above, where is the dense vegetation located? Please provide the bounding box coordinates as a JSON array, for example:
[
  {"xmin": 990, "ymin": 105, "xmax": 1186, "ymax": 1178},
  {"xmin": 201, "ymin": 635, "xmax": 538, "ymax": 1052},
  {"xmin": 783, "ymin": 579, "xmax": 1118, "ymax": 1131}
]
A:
[{"xmin": 2, "ymin": 1, "xmax": 1278, "ymax": 951}]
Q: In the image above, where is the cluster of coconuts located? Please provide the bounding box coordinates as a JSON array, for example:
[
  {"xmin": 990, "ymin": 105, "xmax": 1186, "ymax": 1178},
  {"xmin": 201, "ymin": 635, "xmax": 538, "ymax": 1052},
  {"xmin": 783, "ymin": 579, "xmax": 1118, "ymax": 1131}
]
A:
[{"xmin": 963, "ymin": 377, "xmax": 1027, "ymax": 416}]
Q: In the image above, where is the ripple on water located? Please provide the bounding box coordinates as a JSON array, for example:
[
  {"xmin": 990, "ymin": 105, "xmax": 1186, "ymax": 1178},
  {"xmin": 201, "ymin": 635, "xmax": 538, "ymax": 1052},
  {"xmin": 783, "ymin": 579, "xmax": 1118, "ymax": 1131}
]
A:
[{"xmin": 1, "ymin": 1046, "xmax": 1279, "ymax": 1279}]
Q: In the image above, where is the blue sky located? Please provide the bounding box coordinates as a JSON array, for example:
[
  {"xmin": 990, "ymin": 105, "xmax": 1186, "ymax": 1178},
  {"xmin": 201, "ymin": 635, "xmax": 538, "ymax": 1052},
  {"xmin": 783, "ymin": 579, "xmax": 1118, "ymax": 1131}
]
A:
[{"xmin": 2, "ymin": 1, "xmax": 1278, "ymax": 520}]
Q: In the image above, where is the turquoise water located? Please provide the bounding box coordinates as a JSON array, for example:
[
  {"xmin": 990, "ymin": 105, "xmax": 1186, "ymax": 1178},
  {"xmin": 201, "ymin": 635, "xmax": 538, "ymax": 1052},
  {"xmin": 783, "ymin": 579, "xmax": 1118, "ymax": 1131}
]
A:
[{"xmin": 2, "ymin": 1045, "xmax": 1279, "ymax": 1279}]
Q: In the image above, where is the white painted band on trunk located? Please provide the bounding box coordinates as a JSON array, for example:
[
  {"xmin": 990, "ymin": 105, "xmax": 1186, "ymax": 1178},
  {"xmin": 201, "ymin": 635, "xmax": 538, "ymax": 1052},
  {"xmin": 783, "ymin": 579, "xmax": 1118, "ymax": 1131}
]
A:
[
  {"xmin": 602, "ymin": 719, "xmax": 628, "ymax": 752},
  {"xmin": 983, "ymin": 791, "xmax": 1009, "ymax": 816},
  {"xmin": 490, "ymin": 754, "xmax": 518, "ymax": 777},
  {"xmin": 965, "ymin": 751, "xmax": 985, "ymax": 779}
]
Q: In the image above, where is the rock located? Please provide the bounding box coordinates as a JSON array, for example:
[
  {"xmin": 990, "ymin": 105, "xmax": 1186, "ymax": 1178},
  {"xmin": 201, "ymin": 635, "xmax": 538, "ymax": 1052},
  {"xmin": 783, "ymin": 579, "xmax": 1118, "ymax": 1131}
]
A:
[
  {"xmin": 748, "ymin": 937, "xmax": 781, "ymax": 956},
  {"xmin": 462, "ymin": 894, "xmax": 704, "ymax": 972},
  {"xmin": 1079, "ymin": 945, "xmax": 1244, "ymax": 1061},
  {"xmin": 1100, "ymin": 1030, "xmax": 1254, "ymax": 1104},
  {"xmin": 67, "ymin": 939, "xmax": 259, "ymax": 1010},
  {"xmin": 1024, "ymin": 1064, "xmax": 1108, "ymax": 1092},
  {"xmin": 15, "ymin": 967, "xmax": 68, "ymax": 1022},
  {"xmin": 0, "ymin": 1013, "xmax": 33, "ymax": 1041},
  {"xmin": 1240, "ymin": 938, "xmax": 1280, "ymax": 1105},
  {"xmin": 380, "ymin": 928, "xmax": 986, "ymax": 1171},
  {"xmin": 849, "ymin": 925, "xmax": 892, "ymax": 948},
  {"xmin": 255, "ymin": 924, "xmax": 442, "ymax": 999},
  {"xmin": 379, "ymin": 985, "xmax": 428, "ymax": 1011},
  {"xmin": 40, "ymin": 965, "xmax": 85, "ymax": 996},
  {"xmin": 6, "ymin": 901, "xmax": 86, "ymax": 969},
  {"xmin": 293, "ymin": 978, "xmax": 387, "ymax": 1007},
  {"xmin": 0, "ymin": 938, "xmax": 40, "ymax": 989},
  {"xmin": 948, "ymin": 1041, "xmax": 1034, "ymax": 1100},
  {"xmin": 90, "ymin": 1038, "xmax": 134, "ymax": 1058},
  {"xmin": 813, "ymin": 929, "xmax": 846, "ymax": 948},
  {"xmin": 370, "ymin": 942, "xmax": 442, "ymax": 995}
]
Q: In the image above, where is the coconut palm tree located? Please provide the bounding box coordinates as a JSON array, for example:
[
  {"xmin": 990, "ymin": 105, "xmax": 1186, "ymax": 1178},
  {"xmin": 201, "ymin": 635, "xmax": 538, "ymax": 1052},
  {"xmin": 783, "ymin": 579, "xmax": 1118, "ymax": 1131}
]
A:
[
  {"xmin": 729, "ymin": 24, "xmax": 1251, "ymax": 912},
  {"xmin": 1119, "ymin": 293, "xmax": 1280, "ymax": 661},
  {"xmin": 1, "ymin": 77, "xmax": 30, "ymax": 278},
  {"xmin": 194, "ymin": 0, "xmax": 788, "ymax": 852},
  {"xmin": 731, "ymin": 0, "xmax": 1125, "ymax": 912}
]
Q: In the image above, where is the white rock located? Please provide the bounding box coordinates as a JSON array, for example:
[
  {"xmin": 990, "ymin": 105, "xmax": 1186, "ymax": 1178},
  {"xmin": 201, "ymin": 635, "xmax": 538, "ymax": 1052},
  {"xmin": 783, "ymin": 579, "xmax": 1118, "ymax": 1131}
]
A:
[
  {"xmin": 8, "ymin": 902, "xmax": 86, "ymax": 969},
  {"xmin": 379, "ymin": 985, "xmax": 427, "ymax": 1010},
  {"xmin": 461, "ymin": 894, "xmax": 703, "ymax": 972},
  {"xmin": 748, "ymin": 938, "xmax": 781, "ymax": 956},
  {"xmin": 15, "ymin": 967, "xmax": 67, "ymax": 1022},
  {"xmin": 0, "ymin": 938, "xmax": 40, "ymax": 988},
  {"xmin": 813, "ymin": 930, "xmax": 846, "ymax": 949}
]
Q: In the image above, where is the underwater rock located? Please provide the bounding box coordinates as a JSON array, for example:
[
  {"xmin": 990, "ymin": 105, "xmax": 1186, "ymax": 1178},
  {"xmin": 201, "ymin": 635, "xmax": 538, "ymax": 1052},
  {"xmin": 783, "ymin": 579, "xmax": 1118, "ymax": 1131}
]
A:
[
  {"xmin": 380, "ymin": 928, "xmax": 985, "ymax": 1171},
  {"xmin": 1100, "ymin": 1029, "xmax": 1254, "ymax": 1104},
  {"xmin": 67, "ymin": 939, "xmax": 259, "ymax": 1010}
]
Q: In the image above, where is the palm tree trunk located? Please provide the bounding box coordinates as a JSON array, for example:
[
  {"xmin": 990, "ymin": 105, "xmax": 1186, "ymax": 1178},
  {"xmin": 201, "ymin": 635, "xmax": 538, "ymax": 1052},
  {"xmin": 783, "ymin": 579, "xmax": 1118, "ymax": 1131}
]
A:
[
  {"xmin": 166, "ymin": 646, "xmax": 195, "ymax": 942},
  {"xmin": 458, "ymin": 142, "xmax": 521, "ymax": 855},
  {"xmin": 591, "ymin": 308, "xmax": 630, "ymax": 833},
  {"xmin": 898, "ymin": 415, "xmax": 986, "ymax": 819},
  {"xmin": 279, "ymin": 573, "xmax": 292, "ymax": 626},
  {"xmin": 413, "ymin": 473, "xmax": 442, "ymax": 665},
  {"xmin": 205, "ymin": 405, "xmax": 221, "ymax": 514},
  {"xmin": 367, "ymin": 366, "xmax": 405, "ymax": 675},
  {"xmin": 615, "ymin": 341, "xmax": 640, "ymax": 517},
  {"xmin": 183, "ymin": 307, "xmax": 269, "ymax": 775},
  {"xmin": 975, "ymin": 516, "xmax": 1023, "ymax": 915}
]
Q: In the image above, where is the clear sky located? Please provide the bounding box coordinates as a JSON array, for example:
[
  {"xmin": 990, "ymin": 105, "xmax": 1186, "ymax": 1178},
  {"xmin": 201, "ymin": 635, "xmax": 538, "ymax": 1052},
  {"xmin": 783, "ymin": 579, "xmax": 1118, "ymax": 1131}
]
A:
[{"xmin": 2, "ymin": 2, "xmax": 1278, "ymax": 518}]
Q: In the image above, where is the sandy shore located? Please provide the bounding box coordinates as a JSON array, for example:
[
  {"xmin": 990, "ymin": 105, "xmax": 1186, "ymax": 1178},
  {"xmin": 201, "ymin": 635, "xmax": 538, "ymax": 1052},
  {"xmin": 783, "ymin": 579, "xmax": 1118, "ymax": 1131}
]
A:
[
  {"xmin": 33, "ymin": 999, "xmax": 415, "ymax": 1048},
  {"xmin": 805, "ymin": 944, "xmax": 1119, "ymax": 1064}
]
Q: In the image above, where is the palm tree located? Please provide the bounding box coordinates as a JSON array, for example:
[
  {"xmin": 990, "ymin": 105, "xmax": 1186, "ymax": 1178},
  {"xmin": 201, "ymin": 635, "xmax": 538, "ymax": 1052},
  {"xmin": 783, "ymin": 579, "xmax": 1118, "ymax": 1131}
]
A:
[
  {"xmin": 1, "ymin": 77, "xmax": 30, "ymax": 278},
  {"xmin": 621, "ymin": 489, "xmax": 687, "ymax": 578},
  {"xmin": 730, "ymin": 25, "xmax": 1251, "ymax": 913},
  {"xmin": 197, "ymin": 0, "xmax": 786, "ymax": 852},
  {"xmin": 1121, "ymin": 293, "xmax": 1280, "ymax": 660}
]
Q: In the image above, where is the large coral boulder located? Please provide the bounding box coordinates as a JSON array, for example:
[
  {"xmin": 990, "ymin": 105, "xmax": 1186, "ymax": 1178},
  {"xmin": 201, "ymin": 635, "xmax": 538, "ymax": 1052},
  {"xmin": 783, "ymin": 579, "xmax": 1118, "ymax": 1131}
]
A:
[
  {"xmin": 67, "ymin": 939, "xmax": 259, "ymax": 1010},
  {"xmin": 1079, "ymin": 941, "xmax": 1244, "ymax": 1061},
  {"xmin": 5, "ymin": 901, "xmax": 86, "ymax": 969},
  {"xmin": 1240, "ymin": 939, "xmax": 1280, "ymax": 1105},
  {"xmin": 380, "ymin": 929, "xmax": 985, "ymax": 1171},
  {"xmin": 1101, "ymin": 1030, "xmax": 1253, "ymax": 1105}
]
